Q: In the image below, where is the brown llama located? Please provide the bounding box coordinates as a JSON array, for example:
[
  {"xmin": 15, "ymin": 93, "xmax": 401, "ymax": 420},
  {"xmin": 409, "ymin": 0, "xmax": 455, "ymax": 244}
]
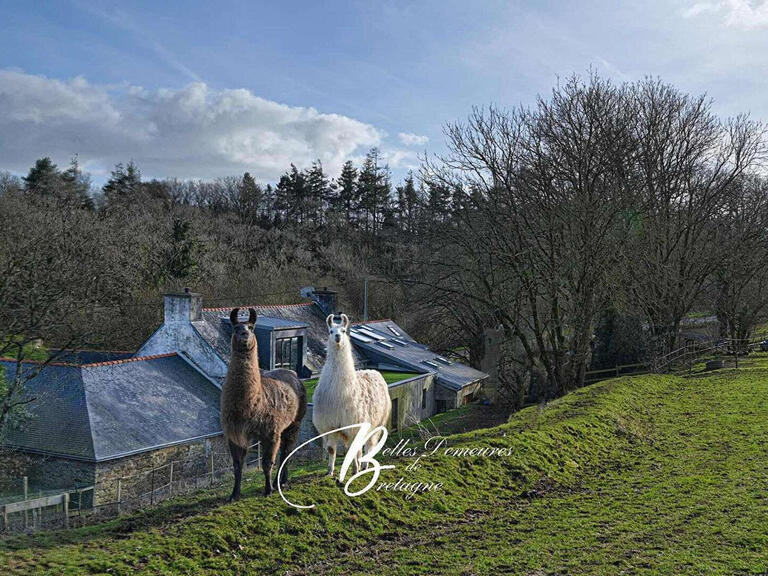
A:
[{"xmin": 221, "ymin": 307, "xmax": 307, "ymax": 500}]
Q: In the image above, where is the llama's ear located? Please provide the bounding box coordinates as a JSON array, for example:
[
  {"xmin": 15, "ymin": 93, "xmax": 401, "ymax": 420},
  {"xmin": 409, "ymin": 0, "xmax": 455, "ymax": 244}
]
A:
[
  {"xmin": 248, "ymin": 308, "xmax": 257, "ymax": 325},
  {"xmin": 326, "ymin": 314, "xmax": 334, "ymax": 328},
  {"xmin": 341, "ymin": 314, "xmax": 350, "ymax": 329},
  {"xmin": 230, "ymin": 308, "xmax": 240, "ymax": 326}
]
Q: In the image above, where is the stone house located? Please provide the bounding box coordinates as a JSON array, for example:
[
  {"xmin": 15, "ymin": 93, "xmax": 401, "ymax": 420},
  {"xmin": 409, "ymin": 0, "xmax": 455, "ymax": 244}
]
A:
[
  {"xmin": 0, "ymin": 289, "xmax": 487, "ymax": 504},
  {"xmin": 0, "ymin": 353, "xmax": 226, "ymax": 505}
]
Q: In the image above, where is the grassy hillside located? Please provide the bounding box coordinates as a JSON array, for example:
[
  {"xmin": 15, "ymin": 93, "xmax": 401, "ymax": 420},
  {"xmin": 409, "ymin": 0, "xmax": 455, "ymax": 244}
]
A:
[{"xmin": 4, "ymin": 358, "xmax": 768, "ymax": 574}]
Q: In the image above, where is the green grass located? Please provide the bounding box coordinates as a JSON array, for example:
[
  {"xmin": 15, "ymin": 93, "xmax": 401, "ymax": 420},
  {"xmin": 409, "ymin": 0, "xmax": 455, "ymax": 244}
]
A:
[
  {"xmin": 683, "ymin": 310, "xmax": 713, "ymax": 320},
  {"xmin": 303, "ymin": 370, "xmax": 417, "ymax": 398},
  {"xmin": 5, "ymin": 358, "xmax": 768, "ymax": 574}
]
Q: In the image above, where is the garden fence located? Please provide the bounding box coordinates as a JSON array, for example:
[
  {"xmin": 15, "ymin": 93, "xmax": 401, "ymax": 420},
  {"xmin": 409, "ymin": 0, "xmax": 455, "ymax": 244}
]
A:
[{"xmin": 0, "ymin": 442, "xmax": 261, "ymax": 535}]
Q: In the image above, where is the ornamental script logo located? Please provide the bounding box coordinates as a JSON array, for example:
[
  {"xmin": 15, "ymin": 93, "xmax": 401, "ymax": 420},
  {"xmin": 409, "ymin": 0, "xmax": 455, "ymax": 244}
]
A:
[{"xmin": 277, "ymin": 423, "xmax": 394, "ymax": 509}]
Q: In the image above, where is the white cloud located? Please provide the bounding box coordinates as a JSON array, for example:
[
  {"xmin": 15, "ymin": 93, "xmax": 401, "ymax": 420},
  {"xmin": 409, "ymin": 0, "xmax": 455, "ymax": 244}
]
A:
[
  {"xmin": 382, "ymin": 148, "xmax": 421, "ymax": 171},
  {"xmin": 682, "ymin": 0, "xmax": 768, "ymax": 29},
  {"xmin": 398, "ymin": 132, "xmax": 429, "ymax": 146},
  {"xmin": 681, "ymin": 2, "xmax": 720, "ymax": 18},
  {"xmin": 0, "ymin": 69, "xmax": 383, "ymax": 181}
]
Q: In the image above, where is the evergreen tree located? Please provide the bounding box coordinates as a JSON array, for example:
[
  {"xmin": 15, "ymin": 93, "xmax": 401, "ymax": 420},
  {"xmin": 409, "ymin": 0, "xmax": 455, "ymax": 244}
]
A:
[
  {"xmin": 305, "ymin": 160, "xmax": 328, "ymax": 226},
  {"xmin": 237, "ymin": 172, "xmax": 262, "ymax": 225},
  {"xmin": 163, "ymin": 218, "xmax": 201, "ymax": 283},
  {"xmin": 23, "ymin": 156, "xmax": 94, "ymax": 209},
  {"xmin": 103, "ymin": 161, "xmax": 142, "ymax": 208},
  {"xmin": 261, "ymin": 183, "xmax": 277, "ymax": 227},
  {"xmin": 60, "ymin": 157, "xmax": 95, "ymax": 210},
  {"xmin": 275, "ymin": 164, "xmax": 310, "ymax": 225},
  {"xmin": 426, "ymin": 181, "xmax": 452, "ymax": 224},
  {"xmin": 24, "ymin": 157, "xmax": 60, "ymax": 198},
  {"xmin": 335, "ymin": 160, "xmax": 359, "ymax": 226},
  {"xmin": 357, "ymin": 148, "xmax": 391, "ymax": 235},
  {"xmin": 395, "ymin": 172, "xmax": 421, "ymax": 233}
]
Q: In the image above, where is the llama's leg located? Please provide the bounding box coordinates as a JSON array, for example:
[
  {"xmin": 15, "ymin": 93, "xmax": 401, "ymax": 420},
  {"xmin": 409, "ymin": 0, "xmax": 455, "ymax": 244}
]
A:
[
  {"xmin": 277, "ymin": 423, "xmax": 300, "ymax": 487},
  {"xmin": 362, "ymin": 426, "xmax": 386, "ymax": 471},
  {"xmin": 363, "ymin": 437, "xmax": 378, "ymax": 471},
  {"xmin": 261, "ymin": 434, "xmax": 281, "ymax": 496},
  {"xmin": 326, "ymin": 434, "xmax": 337, "ymax": 477},
  {"xmin": 228, "ymin": 440, "xmax": 248, "ymax": 502},
  {"xmin": 341, "ymin": 433, "xmax": 360, "ymax": 475},
  {"xmin": 353, "ymin": 448, "xmax": 361, "ymax": 475}
]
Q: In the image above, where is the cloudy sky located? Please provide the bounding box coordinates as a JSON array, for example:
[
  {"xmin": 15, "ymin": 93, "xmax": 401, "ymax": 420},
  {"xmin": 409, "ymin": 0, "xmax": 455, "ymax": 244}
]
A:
[{"xmin": 2, "ymin": 0, "xmax": 768, "ymax": 184}]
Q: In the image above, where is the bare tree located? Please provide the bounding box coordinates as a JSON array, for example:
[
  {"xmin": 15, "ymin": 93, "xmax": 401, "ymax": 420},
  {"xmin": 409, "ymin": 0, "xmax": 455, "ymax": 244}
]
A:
[
  {"xmin": 419, "ymin": 74, "xmax": 636, "ymax": 394},
  {"xmin": 0, "ymin": 192, "xmax": 113, "ymax": 434},
  {"xmin": 714, "ymin": 175, "xmax": 768, "ymax": 353},
  {"xmin": 622, "ymin": 79, "xmax": 766, "ymax": 355}
]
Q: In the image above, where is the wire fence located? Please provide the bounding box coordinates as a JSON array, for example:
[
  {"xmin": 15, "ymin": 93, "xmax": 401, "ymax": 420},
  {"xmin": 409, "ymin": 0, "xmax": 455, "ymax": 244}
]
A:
[
  {"xmin": 583, "ymin": 332, "xmax": 768, "ymax": 386},
  {"xmin": 0, "ymin": 442, "xmax": 262, "ymax": 535}
]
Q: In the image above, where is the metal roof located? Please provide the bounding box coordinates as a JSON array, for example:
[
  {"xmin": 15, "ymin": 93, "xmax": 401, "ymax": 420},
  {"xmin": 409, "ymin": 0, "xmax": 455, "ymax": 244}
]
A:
[
  {"xmin": 0, "ymin": 354, "xmax": 222, "ymax": 462},
  {"xmin": 349, "ymin": 320, "xmax": 488, "ymax": 391}
]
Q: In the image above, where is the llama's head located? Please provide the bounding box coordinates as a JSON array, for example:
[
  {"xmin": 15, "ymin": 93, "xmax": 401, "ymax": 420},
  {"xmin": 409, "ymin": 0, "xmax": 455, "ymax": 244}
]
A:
[
  {"xmin": 230, "ymin": 307, "xmax": 258, "ymax": 353},
  {"xmin": 326, "ymin": 313, "xmax": 350, "ymax": 351}
]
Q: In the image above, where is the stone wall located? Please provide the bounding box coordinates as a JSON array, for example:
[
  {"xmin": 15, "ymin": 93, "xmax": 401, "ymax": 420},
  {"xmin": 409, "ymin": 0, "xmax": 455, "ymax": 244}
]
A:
[
  {"xmin": 0, "ymin": 449, "xmax": 37, "ymax": 494},
  {"xmin": 0, "ymin": 449, "xmax": 95, "ymax": 498},
  {"xmin": 93, "ymin": 435, "xmax": 231, "ymax": 505}
]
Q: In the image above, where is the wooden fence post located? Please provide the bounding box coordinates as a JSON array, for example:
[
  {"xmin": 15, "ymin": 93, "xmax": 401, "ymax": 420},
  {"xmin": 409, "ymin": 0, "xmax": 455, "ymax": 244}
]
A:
[
  {"xmin": 23, "ymin": 476, "xmax": 28, "ymax": 529},
  {"xmin": 116, "ymin": 479, "xmax": 122, "ymax": 515},
  {"xmin": 63, "ymin": 493, "xmax": 69, "ymax": 529},
  {"xmin": 150, "ymin": 468, "xmax": 156, "ymax": 505},
  {"xmin": 210, "ymin": 453, "xmax": 214, "ymax": 486},
  {"xmin": 169, "ymin": 462, "xmax": 174, "ymax": 497}
]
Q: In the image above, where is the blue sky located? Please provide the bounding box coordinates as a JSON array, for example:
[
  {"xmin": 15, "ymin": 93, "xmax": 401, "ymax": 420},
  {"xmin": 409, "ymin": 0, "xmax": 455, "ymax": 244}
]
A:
[{"xmin": 2, "ymin": 0, "xmax": 768, "ymax": 184}]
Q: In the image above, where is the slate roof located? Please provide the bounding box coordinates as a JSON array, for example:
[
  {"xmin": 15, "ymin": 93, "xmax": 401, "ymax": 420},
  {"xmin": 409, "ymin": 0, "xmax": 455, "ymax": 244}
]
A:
[
  {"xmin": 197, "ymin": 302, "xmax": 365, "ymax": 373},
  {"xmin": 0, "ymin": 361, "xmax": 92, "ymax": 460},
  {"xmin": 0, "ymin": 354, "xmax": 222, "ymax": 462},
  {"xmin": 348, "ymin": 320, "xmax": 488, "ymax": 391},
  {"xmin": 49, "ymin": 349, "xmax": 134, "ymax": 364}
]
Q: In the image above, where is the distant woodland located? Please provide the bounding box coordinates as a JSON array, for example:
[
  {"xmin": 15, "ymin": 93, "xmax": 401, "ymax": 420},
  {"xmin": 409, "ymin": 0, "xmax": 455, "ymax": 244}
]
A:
[{"xmin": 3, "ymin": 73, "xmax": 768, "ymax": 413}]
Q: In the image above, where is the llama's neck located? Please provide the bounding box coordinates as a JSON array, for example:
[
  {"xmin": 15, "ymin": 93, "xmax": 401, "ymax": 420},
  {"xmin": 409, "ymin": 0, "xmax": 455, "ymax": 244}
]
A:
[
  {"xmin": 228, "ymin": 345, "xmax": 262, "ymax": 400},
  {"xmin": 321, "ymin": 340, "xmax": 356, "ymax": 387}
]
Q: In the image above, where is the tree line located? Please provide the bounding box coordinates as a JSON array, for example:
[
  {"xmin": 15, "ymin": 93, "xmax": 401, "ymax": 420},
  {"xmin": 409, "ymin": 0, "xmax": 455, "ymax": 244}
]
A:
[
  {"xmin": 414, "ymin": 74, "xmax": 768, "ymax": 405},
  {"xmin": 2, "ymin": 72, "xmax": 768, "ymax": 431}
]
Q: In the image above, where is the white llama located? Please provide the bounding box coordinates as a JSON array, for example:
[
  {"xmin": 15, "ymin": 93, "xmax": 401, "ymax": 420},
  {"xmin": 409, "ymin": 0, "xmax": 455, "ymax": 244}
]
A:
[{"xmin": 312, "ymin": 313, "xmax": 392, "ymax": 477}]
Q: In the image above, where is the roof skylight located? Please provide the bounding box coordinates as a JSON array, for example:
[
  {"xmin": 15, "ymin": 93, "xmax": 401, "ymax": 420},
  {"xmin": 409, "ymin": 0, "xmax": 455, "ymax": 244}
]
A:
[{"xmin": 357, "ymin": 328, "xmax": 385, "ymax": 341}]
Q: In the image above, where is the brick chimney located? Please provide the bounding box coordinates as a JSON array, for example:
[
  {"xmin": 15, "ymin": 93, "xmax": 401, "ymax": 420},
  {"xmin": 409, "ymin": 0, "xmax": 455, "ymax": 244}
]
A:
[
  {"xmin": 164, "ymin": 287, "xmax": 202, "ymax": 324},
  {"xmin": 310, "ymin": 287, "xmax": 338, "ymax": 316}
]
